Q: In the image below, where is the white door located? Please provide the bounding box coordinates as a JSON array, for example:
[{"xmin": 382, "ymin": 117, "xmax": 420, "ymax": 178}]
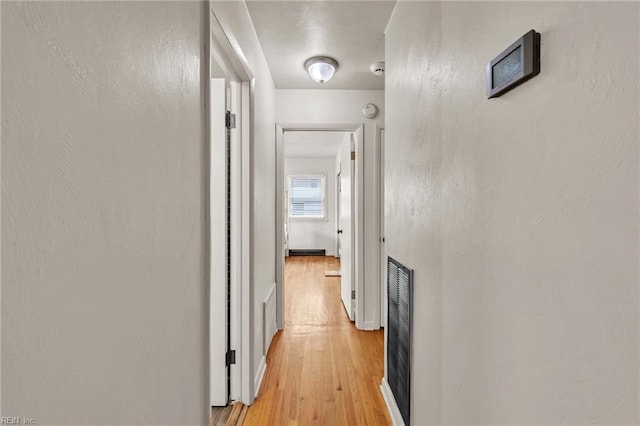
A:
[
  {"xmin": 336, "ymin": 172, "xmax": 341, "ymax": 258},
  {"xmin": 210, "ymin": 77, "xmax": 229, "ymax": 406},
  {"xmin": 339, "ymin": 135, "xmax": 354, "ymax": 321},
  {"xmin": 380, "ymin": 129, "xmax": 386, "ymax": 328}
]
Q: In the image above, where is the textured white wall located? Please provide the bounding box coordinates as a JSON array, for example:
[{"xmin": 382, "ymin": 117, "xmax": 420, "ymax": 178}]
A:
[
  {"xmin": 277, "ymin": 89, "xmax": 385, "ymax": 329},
  {"xmin": 2, "ymin": 2, "xmax": 208, "ymax": 424},
  {"xmin": 209, "ymin": 1, "xmax": 277, "ymax": 394},
  {"xmin": 385, "ymin": 2, "xmax": 639, "ymax": 424},
  {"xmin": 285, "ymin": 157, "xmax": 337, "ymax": 256}
]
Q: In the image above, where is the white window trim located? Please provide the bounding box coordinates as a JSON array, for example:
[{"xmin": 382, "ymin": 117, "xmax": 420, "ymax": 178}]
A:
[{"xmin": 287, "ymin": 173, "xmax": 327, "ymax": 221}]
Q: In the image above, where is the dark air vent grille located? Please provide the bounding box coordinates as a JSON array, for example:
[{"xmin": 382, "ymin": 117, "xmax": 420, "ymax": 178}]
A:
[{"xmin": 387, "ymin": 256, "xmax": 412, "ymax": 426}]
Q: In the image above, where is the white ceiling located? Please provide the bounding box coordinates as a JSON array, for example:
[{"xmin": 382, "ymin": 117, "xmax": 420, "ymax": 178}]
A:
[
  {"xmin": 245, "ymin": 1, "xmax": 396, "ymax": 90},
  {"xmin": 284, "ymin": 131, "xmax": 347, "ymax": 157}
]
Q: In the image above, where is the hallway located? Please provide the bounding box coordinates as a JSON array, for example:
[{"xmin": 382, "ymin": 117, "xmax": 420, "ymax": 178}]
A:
[
  {"xmin": 3, "ymin": 2, "xmax": 639, "ymax": 424},
  {"xmin": 243, "ymin": 256, "xmax": 390, "ymax": 425}
]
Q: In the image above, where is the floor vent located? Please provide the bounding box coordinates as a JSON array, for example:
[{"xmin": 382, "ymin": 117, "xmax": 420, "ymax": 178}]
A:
[
  {"xmin": 288, "ymin": 249, "xmax": 326, "ymax": 256},
  {"xmin": 387, "ymin": 256, "xmax": 413, "ymax": 426}
]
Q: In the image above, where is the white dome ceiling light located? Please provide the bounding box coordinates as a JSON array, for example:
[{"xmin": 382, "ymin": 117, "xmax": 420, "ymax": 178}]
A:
[{"xmin": 304, "ymin": 56, "xmax": 339, "ymax": 84}]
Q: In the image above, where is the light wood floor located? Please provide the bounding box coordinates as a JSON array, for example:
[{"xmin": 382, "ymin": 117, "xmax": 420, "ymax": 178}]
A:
[
  {"xmin": 211, "ymin": 403, "xmax": 247, "ymax": 426},
  {"xmin": 242, "ymin": 256, "xmax": 390, "ymax": 425}
]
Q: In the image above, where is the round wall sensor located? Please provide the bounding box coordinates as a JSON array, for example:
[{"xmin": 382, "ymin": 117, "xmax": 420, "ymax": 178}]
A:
[
  {"xmin": 362, "ymin": 103, "xmax": 378, "ymax": 119},
  {"xmin": 370, "ymin": 61, "xmax": 385, "ymax": 76}
]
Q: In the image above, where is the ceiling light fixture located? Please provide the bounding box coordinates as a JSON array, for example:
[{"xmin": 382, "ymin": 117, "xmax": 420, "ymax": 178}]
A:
[{"xmin": 304, "ymin": 56, "xmax": 339, "ymax": 84}]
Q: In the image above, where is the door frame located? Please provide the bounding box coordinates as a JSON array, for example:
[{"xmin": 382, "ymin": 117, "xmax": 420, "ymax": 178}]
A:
[
  {"xmin": 209, "ymin": 77, "xmax": 228, "ymax": 407},
  {"xmin": 209, "ymin": 7, "xmax": 255, "ymax": 406},
  {"xmin": 275, "ymin": 123, "xmax": 365, "ymax": 330}
]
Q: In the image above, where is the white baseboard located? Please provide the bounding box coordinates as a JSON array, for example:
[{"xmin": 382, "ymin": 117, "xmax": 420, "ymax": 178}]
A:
[
  {"xmin": 362, "ymin": 320, "xmax": 380, "ymax": 331},
  {"xmin": 254, "ymin": 355, "xmax": 267, "ymax": 398},
  {"xmin": 380, "ymin": 378, "xmax": 405, "ymax": 426}
]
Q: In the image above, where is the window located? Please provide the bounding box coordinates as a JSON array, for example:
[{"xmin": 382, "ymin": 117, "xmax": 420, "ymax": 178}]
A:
[{"xmin": 288, "ymin": 174, "xmax": 326, "ymax": 219}]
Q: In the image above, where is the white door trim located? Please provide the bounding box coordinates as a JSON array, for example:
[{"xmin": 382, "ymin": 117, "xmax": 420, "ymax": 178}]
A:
[
  {"xmin": 209, "ymin": 5, "xmax": 255, "ymax": 406},
  {"xmin": 239, "ymin": 81, "xmax": 253, "ymax": 405},
  {"xmin": 275, "ymin": 123, "xmax": 366, "ymax": 330},
  {"xmin": 210, "ymin": 77, "xmax": 228, "ymax": 407}
]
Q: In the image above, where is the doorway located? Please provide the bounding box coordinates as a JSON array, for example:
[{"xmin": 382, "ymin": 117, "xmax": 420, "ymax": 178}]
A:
[
  {"xmin": 209, "ymin": 10, "xmax": 254, "ymax": 407},
  {"xmin": 281, "ymin": 131, "xmax": 354, "ymax": 321},
  {"xmin": 275, "ymin": 124, "xmax": 365, "ymax": 330}
]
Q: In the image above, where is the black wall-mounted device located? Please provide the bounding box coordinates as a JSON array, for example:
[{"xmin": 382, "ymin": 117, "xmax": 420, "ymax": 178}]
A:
[{"xmin": 486, "ymin": 30, "xmax": 540, "ymax": 99}]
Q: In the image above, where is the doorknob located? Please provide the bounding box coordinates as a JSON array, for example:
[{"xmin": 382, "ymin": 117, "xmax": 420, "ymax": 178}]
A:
[{"xmin": 337, "ymin": 229, "xmax": 343, "ymax": 234}]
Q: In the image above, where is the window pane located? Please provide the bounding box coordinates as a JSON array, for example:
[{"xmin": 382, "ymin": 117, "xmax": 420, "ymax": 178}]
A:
[{"xmin": 289, "ymin": 175, "xmax": 325, "ymax": 218}]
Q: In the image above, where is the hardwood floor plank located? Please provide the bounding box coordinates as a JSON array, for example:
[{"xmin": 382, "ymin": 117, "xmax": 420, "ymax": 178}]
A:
[
  {"xmin": 227, "ymin": 403, "xmax": 245, "ymax": 426},
  {"xmin": 242, "ymin": 256, "xmax": 390, "ymax": 425},
  {"xmin": 210, "ymin": 405, "xmax": 233, "ymax": 426}
]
